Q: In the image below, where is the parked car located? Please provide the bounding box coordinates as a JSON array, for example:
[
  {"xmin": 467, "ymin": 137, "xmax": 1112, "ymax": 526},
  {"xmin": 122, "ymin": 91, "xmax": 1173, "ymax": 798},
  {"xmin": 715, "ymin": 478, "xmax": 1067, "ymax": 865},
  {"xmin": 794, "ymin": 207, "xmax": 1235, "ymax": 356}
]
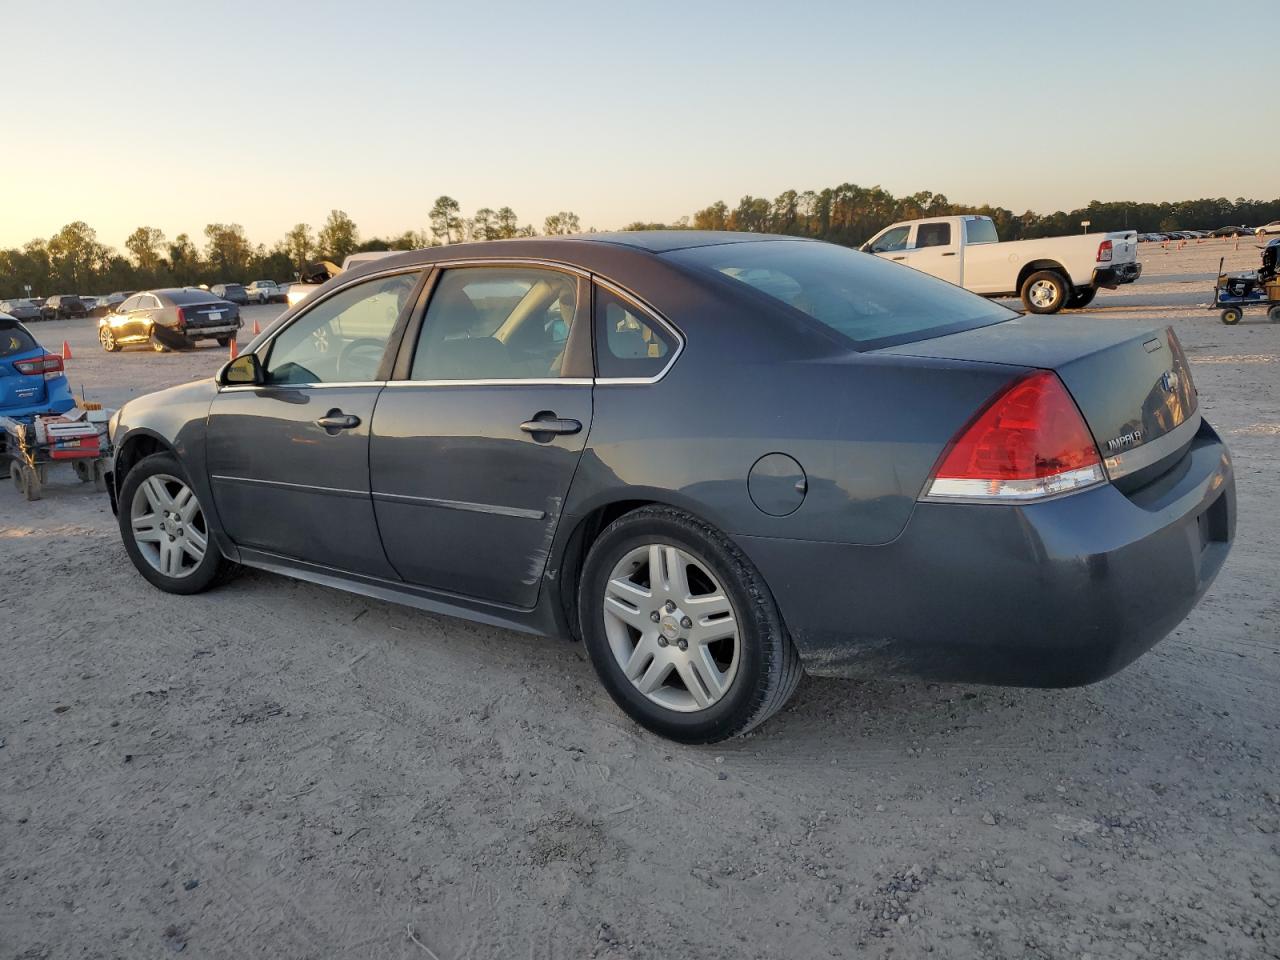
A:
[
  {"xmin": 1255, "ymin": 221, "xmax": 1280, "ymax": 237},
  {"xmin": 0, "ymin": 299, "xmax": 44, "ymax": 322},
  {"xmin": 40, "ymin": 294, "xmax": 87, "ymax": 320},
  {"xmin": 861, "ymin": 215, "xmax": 1141, "ymax": 313},
  {"xmin": 0, "ymin": 312, "xmax": 75, "ymax": 421},
  {"xmin": 98, "ymin": 288, "xmax": 243, "ymax": 353},
  {"xmin": 210, "ymin": 283, "xmax": 249, "ymax": 306},
  {"xmin": 244, "ymin": 280, "xmax": 284, "ymax": 304},
  {"xmin": 1212, "ymin": 225, "xmax": 1252, "ymax": 237},
  {"xmin": 104, "ymin": 233, "xmax": 1236, "ymax": 742},
  {"xmin": 80, "ymin": 295, "xmax": 100, "ymax": 312},
  {"xmin": 89, "ymin": 291, "xmax": 134, "ymax": 317}
]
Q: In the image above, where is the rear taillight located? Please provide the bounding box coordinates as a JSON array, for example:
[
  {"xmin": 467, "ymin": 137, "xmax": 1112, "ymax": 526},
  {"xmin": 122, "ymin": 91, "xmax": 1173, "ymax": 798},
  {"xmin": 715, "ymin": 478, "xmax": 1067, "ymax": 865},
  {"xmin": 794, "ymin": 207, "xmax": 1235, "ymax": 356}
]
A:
[
  {"xmin": 1096, "ymin": 239, "xmax": 1113, "ymax": 262},
  {"xmin": 14, "ymin": 354, "xmax": 65, "ymax": 380},
  {"xmin": 925, "ymin": 370, "xmax": 1105, "ymax": 501},
  {"xmin": 175, "ymin": 307, "xmax": 186, "ymax": 327}
]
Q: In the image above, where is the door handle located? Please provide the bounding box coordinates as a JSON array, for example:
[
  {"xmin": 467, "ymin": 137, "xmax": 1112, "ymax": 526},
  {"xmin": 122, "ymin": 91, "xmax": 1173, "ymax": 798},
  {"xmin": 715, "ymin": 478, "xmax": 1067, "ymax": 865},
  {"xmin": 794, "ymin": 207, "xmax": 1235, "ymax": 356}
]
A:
[
  {"xmin": 891, "ymin": 256, "xmax": 906, "ymax": 261},
  {"xmin": 315, "ymin": 410, "xmax": 361, "ymax": 432},
  {"xmin": 520, "ymin": 415, "xmax": 582, "ymax": 438},
  {"xmin": 941, "ymin": 251, "xmax": 957, "ymax": 256}
]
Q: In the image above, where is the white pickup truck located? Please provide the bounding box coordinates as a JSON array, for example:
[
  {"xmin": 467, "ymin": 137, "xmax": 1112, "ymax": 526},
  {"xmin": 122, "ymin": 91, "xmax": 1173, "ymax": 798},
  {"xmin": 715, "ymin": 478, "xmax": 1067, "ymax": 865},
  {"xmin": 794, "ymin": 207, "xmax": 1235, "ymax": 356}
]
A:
[{"xmin": 861, "ymin": 215, "xmax": 1141, "ymax": 314}]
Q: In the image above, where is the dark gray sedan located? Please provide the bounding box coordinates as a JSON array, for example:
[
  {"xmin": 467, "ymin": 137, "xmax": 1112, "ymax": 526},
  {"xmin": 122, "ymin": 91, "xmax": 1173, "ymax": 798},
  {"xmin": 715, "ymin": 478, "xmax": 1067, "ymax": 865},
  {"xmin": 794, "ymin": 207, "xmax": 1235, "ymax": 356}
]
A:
[
  {"xmin": 104, "ymin": 233, "xmax": 1235, "ymax": 742},
  {"xmin": 98, "ymin": 288, "xmax": 243, "ymax": 352},
  {"xmin": 0, "ymin": 299, "xmax": 43, "ymax": 322}
]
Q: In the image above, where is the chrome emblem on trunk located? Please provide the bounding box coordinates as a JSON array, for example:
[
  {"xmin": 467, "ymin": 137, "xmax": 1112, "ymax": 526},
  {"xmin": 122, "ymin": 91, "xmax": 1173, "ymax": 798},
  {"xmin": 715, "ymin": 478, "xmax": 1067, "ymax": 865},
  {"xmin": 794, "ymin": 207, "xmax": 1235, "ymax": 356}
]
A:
[
  {"xmin": 1160, "ymin": 370, "xmax": 1180, "ymax": 394},
  {"xmin": 1106, "ymin": 430, "xmax": 1143, "ymax": 452}
]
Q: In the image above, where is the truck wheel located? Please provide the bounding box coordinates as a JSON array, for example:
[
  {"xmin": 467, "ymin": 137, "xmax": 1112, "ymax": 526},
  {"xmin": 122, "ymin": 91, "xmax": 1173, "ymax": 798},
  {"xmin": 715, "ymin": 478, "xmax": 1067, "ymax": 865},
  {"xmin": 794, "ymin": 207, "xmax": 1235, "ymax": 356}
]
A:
[
  {"xmin": 1220, "ymin": 307, "xmax": 1243, "ymax": 325},
  {"xmin": 216, "ymin": 336, "xmax": 232, "ymax": 347},
  {"xmin": 1021, "ymin": 270, "xmax": 1069, "ymax": 314},
  {"xmin": 1066, "ymin": 286, "xmax": 1097, "ymax": 309}
]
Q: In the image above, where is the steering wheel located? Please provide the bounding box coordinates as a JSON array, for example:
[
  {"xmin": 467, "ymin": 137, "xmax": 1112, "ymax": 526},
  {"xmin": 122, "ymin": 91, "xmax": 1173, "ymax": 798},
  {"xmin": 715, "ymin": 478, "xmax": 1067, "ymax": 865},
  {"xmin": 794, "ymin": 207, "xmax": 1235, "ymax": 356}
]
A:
[{"xmin": 337, "ymin": 338, "xmax": 386, "ymax": 380}]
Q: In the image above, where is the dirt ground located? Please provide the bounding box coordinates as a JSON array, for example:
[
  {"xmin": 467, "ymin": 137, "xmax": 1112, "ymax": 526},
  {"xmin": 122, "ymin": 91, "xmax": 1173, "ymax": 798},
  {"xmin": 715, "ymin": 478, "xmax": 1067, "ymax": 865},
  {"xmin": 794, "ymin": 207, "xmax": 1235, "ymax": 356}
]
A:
[{"xmin": 2, "ymin": 239, "xmax": 1278, "ymax": 959}]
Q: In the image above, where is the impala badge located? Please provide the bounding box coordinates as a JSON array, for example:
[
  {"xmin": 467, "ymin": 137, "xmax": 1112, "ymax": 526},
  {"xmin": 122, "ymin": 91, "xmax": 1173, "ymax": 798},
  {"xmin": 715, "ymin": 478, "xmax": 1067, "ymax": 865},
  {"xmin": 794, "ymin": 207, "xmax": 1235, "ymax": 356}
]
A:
[{"xmin": 1106, "ymin": 430, "xmax": 1143, "ymax": 453}]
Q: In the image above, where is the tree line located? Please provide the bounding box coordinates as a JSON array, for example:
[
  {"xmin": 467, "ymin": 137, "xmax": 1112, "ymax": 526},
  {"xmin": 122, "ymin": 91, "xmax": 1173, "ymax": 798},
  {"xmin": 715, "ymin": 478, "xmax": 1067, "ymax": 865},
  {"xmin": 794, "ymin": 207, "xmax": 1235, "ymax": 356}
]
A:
[
  {"xmin": 4, "ymin": 186, "xmax": 1277, "ymax": 299},
  {"xmin": 0, "ymin": 198, "xmax": 581, "ymax": 298}
]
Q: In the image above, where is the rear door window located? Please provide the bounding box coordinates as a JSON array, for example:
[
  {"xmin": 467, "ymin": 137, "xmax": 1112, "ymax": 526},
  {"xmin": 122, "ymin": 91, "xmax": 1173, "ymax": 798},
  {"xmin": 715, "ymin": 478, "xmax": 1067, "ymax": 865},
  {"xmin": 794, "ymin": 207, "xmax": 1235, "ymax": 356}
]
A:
[
  {"xmin": 668, "ymin": 239, "xmax": 1014, "ymax": 350},
  {"xmin": 410, "ymin": 267, "xmax": 581, "ymax": 380},
  {"xmin": 914, "ymin": 222, "xmax": 951, "ymax": 248},
  {"xmin": 964, "ymin": 219, "xmax": 999, "ymax": 244}
]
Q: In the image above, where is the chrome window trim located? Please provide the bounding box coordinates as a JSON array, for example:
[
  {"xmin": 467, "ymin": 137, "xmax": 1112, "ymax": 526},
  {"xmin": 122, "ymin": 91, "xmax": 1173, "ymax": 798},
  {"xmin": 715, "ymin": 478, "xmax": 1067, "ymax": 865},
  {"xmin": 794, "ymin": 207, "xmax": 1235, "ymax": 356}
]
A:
[
  {"xmin": 218, "ymin": 380, "xmax": 385, "ymax": 392},
  {"xmin": 385, "ymin": 377, "xmax": 593, "ymax": 388},
  {"xmin": 590, "ymin": 275, "xmax": 685, "ymax": 385},
  {"xmin": 1103, "ymin": 409, "xmax": 1202, "ymax": 480}
]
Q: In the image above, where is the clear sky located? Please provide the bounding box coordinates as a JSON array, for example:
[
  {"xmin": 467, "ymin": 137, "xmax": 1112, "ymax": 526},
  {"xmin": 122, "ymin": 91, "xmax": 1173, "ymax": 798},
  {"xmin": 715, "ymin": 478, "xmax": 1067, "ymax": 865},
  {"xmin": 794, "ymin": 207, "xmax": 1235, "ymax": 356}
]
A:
[{"xmin": 4, "ymin": 0, "xmax": 1275, "ymax": 250}]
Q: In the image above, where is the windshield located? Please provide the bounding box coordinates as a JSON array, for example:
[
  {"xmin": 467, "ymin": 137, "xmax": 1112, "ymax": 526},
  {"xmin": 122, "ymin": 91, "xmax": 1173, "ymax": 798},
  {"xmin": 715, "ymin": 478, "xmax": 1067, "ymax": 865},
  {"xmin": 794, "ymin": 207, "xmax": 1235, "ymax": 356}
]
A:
[{"xmin": 668, "ymin": 240, "xmax": 1014, "ymax": 350}]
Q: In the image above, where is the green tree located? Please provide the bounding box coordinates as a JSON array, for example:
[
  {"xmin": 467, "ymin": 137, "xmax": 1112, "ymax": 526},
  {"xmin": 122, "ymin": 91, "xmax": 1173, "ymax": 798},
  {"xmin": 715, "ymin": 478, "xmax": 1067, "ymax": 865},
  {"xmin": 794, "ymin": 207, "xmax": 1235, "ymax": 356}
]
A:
[
  {"xmin": 543, "ymin": 211, "xmax": 581, "ymax": 236},
  {"xmin": 125, "ymin": 226, "xmax": 167, "ymax": 278},
  {"xmin": 317, "ymin": 209, "xmax": 359, "ymax": 263},
  {"xmin": 203, "ymin": 223, "xmax": 253, "ymax": 278},
  {"xmin": 471, "ymin": 207, "xmax": 498, "ymax": 241},
  {"xmin": 692, "ymin": 201, "xmax": 729, "ymax": 231},
  {"xmin": 429, "ymin": 196, "xmax": 462, "ymax": 245},
  {"xmin": 168, "ymin": 234, "xmax": 201, "ymax": 285},
  {"xmin": 282, "ymin": 223, "xmax": 314, "ymax": 273},
  {"xmin": 494, "ymin": 207, "xmax": 520, "ymax": 240},
  {"xmin": 47, "ymin": 221, "xmax": 105, "ymax": 290}
]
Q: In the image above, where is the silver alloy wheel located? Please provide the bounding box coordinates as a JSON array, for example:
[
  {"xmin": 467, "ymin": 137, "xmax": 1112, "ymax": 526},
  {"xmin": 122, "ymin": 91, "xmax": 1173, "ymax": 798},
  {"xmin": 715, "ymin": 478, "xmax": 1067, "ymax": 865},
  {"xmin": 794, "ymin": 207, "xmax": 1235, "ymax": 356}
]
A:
[
  {"xmin": 1029, "ymin": 279, "xmax": 1060, "ymax": 309},
  {"xmin": 130, "ymin": 474, "xmax": 209, "ymax": 579},
  {"xmin": 602, "ymin": 543, "xmax": 740, "ymax": 712},
  {"xmin": 99, "ymin": 326, "xmax": 114, "ymax": 350}
]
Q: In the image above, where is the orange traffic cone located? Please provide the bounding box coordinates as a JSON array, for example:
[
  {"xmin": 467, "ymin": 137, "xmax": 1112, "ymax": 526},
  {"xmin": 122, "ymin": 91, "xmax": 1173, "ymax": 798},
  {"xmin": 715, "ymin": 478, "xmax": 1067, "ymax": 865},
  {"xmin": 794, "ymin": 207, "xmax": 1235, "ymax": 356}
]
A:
[
  {"xmin": 61, "ymin": 340, "xmax": 72, "ymax": 360},
  {"xmin": 228, "ymin": 337, "xmax": 238, "ymax": 360},
  {"xmin": 252, "ymin": 318, "xmax": 261, "ymax": 336}
]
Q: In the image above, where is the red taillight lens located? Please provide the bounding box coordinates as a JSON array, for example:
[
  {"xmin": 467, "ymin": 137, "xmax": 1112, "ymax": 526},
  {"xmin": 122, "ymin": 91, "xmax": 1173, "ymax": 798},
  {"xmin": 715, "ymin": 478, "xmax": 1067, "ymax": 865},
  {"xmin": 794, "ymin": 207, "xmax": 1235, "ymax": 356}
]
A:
[
  {"xmin": 926, "ymin": 370, "xmax": 1105, "ymax": 501},
  {"xmin": 1096, "ymin": 239, "xmax": 1113, "ymax": 262},
  {"xmin": 14, "ymin": 353, "xmax": 64, "ymax": 379},
  {"xmin": 175, "ymin": 307, "xmax": 186, "ymax": 327}
]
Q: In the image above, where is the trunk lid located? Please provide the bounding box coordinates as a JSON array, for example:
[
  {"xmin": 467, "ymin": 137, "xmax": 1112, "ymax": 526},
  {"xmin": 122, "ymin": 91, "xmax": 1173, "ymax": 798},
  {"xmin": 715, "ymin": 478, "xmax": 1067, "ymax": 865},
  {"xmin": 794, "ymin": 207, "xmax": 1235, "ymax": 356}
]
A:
[{"xmin": 879, "ymin": 315, "xmax": 1199, "ymax": 483}]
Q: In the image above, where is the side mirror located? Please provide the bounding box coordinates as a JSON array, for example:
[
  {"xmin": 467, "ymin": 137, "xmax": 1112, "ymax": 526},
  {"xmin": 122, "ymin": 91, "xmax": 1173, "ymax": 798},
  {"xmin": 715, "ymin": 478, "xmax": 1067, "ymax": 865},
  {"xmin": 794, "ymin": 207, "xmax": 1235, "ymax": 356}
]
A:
[{"xmin": 219, "ymin": 352, "xmax": 263, "ymax": 386}]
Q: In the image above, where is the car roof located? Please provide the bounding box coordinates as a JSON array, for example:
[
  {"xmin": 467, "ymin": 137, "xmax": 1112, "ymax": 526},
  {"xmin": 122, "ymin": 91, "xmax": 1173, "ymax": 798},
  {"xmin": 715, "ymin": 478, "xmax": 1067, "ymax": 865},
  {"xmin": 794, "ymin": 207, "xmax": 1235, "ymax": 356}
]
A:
[{"xmin": 567, "ymin": 230, "xmax": 811, "ymax": 253}]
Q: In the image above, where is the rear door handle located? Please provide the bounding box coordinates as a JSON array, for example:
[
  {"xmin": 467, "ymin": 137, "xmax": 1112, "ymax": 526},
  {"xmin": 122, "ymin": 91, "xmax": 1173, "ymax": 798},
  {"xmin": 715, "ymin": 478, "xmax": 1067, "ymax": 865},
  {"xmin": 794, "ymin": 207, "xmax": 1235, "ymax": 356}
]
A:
[
  {"xmin": 520, "ymin": 415, "xmax": 581, "ymax": 438},
  {"xmin": 315, "ymin": 411, "xmax": 361, "ymax": 432},
  {"xmin": 941, "ymin": 251, "xmax": 957, "ymax": 257}
]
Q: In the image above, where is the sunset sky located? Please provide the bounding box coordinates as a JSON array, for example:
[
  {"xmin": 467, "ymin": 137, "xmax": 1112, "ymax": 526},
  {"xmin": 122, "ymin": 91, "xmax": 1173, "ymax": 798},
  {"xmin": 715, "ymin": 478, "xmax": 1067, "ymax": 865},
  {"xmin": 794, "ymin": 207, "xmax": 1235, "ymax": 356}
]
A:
[{"xmin": 4, "ymin": 0, "xmax": 1275, "ymax": 250}]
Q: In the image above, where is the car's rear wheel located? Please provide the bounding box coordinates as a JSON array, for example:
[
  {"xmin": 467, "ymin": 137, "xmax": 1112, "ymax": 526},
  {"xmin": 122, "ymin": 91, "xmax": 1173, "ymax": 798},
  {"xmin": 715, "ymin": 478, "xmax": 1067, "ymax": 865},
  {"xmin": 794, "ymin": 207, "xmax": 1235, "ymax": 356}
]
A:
[
  {"xmin": 578, "ymin": 505, "xmax": 802, "ymax": 743},
  {"xmin": 151, "ymin": 332, "xmax": 170, "ymax": 352},
  {"xmin": 216, "ymin": 336, "xmax": 232, "ymax": 347},
  {"xmin": 99, "ymin": 326, "xmax": 119, "ymax": 352},
  {"xmin": 1021, "ymin": 270, "xmax": 1069, "ymax": 314},
  {"xmin": 118, "ymin": 452, "xmax": 238, "ymax": 595}
]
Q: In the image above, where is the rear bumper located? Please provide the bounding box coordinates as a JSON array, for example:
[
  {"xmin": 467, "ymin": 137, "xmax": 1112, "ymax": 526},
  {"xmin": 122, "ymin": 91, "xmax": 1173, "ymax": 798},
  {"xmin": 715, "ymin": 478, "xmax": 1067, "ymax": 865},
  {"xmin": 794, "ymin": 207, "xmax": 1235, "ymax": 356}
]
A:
[
  {"xmin": 738, "ymin": 420, "xmax": 1235, "ymax": 687},
  {"xmin": 1093, "ymin": 262, "xmax": 1142, "ymax": 288},
  {"xmin": 152, "ymin": 321, "xmax": 241, "ymax": 347}
]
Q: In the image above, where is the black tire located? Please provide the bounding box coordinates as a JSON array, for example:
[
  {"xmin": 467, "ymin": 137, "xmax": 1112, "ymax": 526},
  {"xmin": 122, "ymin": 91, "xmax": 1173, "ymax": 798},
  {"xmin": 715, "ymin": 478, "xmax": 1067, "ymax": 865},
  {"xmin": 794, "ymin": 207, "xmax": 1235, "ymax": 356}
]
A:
[
  {"xmin": 216, "ymin": 336, "xmax": 232, "ymax": 347},
  {"xmin": 1020, "ymin": 270, "xmax": 1070, "ymax": 314},
  {"xmin": 1220, "ymin": 307, "xmax": 1242, "ymax": 326},
  {"xmin": 116, "ymin": 452, "xmax": 240, "ymax": 595},
  {"xmin": 1268, "ymin": 305, "xmax": 1280, "ymax": 323},
  {"xmin": 578, "ymin": 505, "xmax": 802, "ymax": 743},
  {"xmin": 151, "ymin": 333, "xmax": 170, "ymax": 352},
  {"xmin": 1066, "ymin": 286, "xmax": 1097, "ymax": 309}
]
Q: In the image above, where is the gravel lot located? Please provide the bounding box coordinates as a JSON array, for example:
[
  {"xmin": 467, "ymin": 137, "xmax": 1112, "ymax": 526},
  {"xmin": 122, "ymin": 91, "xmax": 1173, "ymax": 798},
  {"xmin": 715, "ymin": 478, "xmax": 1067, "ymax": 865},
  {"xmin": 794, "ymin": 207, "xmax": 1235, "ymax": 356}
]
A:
[{"xmin": 2, "ymin": 240, "xmax": 1277, "ymax": 959}]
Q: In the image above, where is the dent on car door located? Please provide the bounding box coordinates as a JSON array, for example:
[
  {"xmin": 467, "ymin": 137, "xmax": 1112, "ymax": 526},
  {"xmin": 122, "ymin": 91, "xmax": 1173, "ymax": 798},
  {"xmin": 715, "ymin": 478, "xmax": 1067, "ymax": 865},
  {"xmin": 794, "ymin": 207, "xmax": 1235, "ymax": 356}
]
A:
[
  {"xmin": 369, "ymin": 265, "xmax": 594, "ymax": 609},
  {"xmin": 205, "ymin": 269, "xmax": 424, "ymax": 576}
]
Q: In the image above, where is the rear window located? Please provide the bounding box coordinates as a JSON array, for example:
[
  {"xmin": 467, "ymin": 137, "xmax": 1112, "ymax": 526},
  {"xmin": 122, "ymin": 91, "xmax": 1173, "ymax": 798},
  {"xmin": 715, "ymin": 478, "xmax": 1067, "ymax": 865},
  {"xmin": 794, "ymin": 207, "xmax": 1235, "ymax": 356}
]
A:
[
  {"xmin": 0, "ymin": 324, "xmax": 38, "ymax": 358},
  {"xmin": 169, "ymin": 289, "xmax": 221, "ymax": 305},
  {"xmin": 667, "ymin": 240, "xmax": 1013, "ymax": 350}
]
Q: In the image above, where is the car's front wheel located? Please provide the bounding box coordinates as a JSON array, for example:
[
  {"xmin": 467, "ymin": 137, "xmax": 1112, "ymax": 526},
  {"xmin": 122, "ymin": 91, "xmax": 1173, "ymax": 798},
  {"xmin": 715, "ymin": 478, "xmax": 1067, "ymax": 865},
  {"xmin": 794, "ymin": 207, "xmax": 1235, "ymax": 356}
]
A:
[
  {"xmin": 118, "ymin": 452, "xmax": 238, "ymax": 595},
  {"xmin": 578, "ymin": 505, "xmax": 802, "ymax": 743}
]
